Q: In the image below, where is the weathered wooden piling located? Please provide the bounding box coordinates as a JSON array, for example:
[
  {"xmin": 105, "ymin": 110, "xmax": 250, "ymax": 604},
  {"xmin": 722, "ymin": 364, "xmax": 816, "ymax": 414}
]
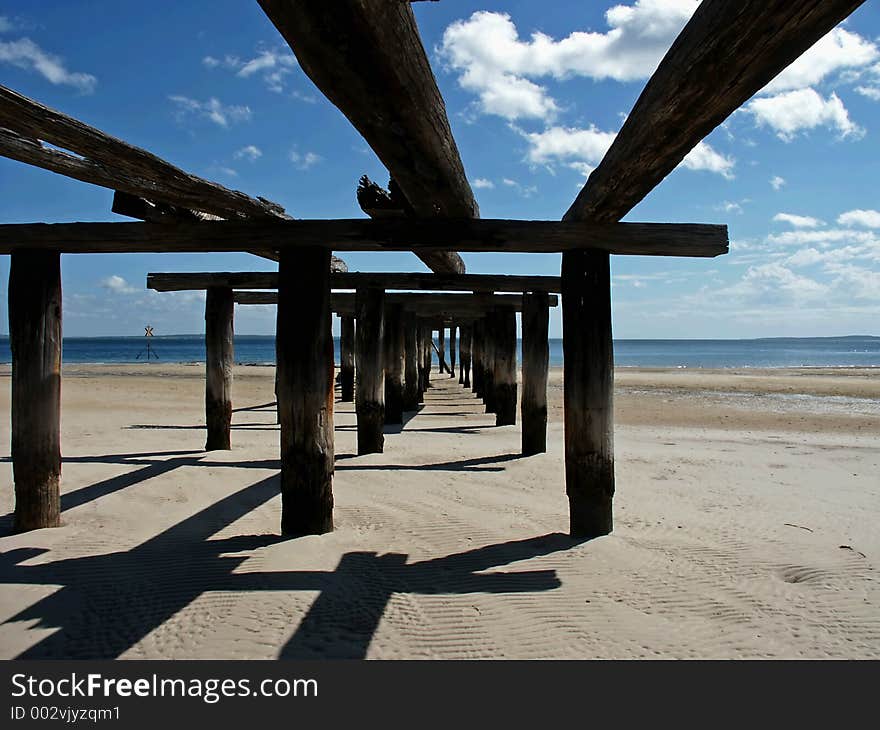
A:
[
  {"xmin": 493, "ymin": 309, "xmax": 517, "ymax": 426},
  {"xmin": 483, "ymin": 313, "xmax": 497, "ymax": 414},
  {"xmin": 204, "ymin": 286, "xmax": 234, "ymax": 451},
  {"xmin": 355, "ymin": 286, "xmax": 385, "ymax": 454},
  {"xmin": 460, "ymin": 323, "xmax": 472, "ymax": 388},
  {"xmin": 437, "ymin": 325, "xmax": 447, "ymax": 374},
  {"xmin": 383, "ymin": 302, "xmax": 404, "ymax": 425},
  {"xmin": 9, "ymin": 249, "xmax": 62, "ymax": 532},
  {"xmin": 562, "ymin": 249, "xmax": 614, "ymax": 538},
  {"xmin": 340, "ymin": 315, "xmax": 355, "ymax": 402},
  {"xmin": 403, "ymin": 311, "xmax": 419, "ymax": 411},
  {"xmin": 276, "ymin": 248, "xmax": 335, "ymax": 535},
  {"xmin": 472, "ymin": 318, "xmax": 483, "ymax": 397},
  {"xmin": 421, "ymin": 324, "xmax": 432, "ymax": 391},
  {"xmin": 449, "ymin": 322, "xmax": 457, "ymax": 378},
  {"xmin": 521, "ymin": 291, "xmax": 549, "ymax": 455},
  {"xmin": 416, "ymin": 321, "xmax": 426, "ymax": 402}
]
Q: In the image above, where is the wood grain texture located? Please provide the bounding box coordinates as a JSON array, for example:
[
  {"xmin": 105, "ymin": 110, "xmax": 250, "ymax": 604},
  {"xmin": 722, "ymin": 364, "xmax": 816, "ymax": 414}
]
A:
[
  {"xmin": 459, "ymin": 323, "xmax": 472, "ymax": 389},
  {"xmin": 0, "ymin": 219, "xmax": 728, "ymax": 257},
  {"xmin": 276, "ymin": 248, "xmax": 335, "ymax": 535},
  {"xmin": 403, "ymin": 312, "xmax": 420, "ymax": 411},
  {"xmin": 562, "ymin": 250, "xmax": 614, "ymax": 538},
  {"xmin": 493, "ymin": 309, "xmax": 517, "ymax": 427},
  {"xmin": 9, "ymin": 249, "xmax": 62, "ymax": 532},
  {"xmin": 339, "ymin": 316, "xmax": 355, "ymax": 403},
  {"xmin": 204, "ymin": 287, "xmax": 234, "ymax": 451},
  {"xmin": 148, "ymin": 271, "xmax": 561, "ymax": 293},
  {"xmin": 257, "ymin": 0, "xmax": 474, "ymax": 274},
  {"xmin": 521, "ymin": 291, "xmax": 549, "ymax": 456},
  {"xmin": 355, "ymin": 286, "xmax": 385, "ymax": 455},
  {"xmin": 383, "ymin": 303, "xmax": 405, "ymax": 425}
]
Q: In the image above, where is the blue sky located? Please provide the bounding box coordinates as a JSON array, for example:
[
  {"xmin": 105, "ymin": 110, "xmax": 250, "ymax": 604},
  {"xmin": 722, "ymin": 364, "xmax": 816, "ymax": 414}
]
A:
[{"xmin": 0, "ymin": 0, "xmax": 878, "ymax": 338}]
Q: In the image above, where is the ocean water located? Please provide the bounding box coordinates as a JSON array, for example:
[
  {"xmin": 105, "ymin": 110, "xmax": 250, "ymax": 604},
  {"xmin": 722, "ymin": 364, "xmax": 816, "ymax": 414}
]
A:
[{"xmin": 1, "ymin": 335, "xmax": 878, "ymax": 368}]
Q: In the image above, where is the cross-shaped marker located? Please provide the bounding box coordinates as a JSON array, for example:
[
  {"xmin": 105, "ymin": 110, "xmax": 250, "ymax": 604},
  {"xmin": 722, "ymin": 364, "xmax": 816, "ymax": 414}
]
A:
[{"xmin": 144, "ymin": 326, "xmax": 154, "ymax": 337}]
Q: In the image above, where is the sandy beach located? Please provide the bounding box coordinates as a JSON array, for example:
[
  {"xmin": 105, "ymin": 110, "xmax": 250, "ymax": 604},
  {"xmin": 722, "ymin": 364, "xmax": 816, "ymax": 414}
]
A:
[{"xmin": 0, "ymin": 364, "xmax": 878, "ymax": 659}]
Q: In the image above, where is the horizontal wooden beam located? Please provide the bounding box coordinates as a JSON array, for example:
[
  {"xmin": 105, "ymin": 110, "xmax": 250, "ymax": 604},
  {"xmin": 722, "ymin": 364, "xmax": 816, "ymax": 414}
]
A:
[
  {"xmin": 566, "ymin": 0, "xmax": 866, "ymax": 224},
  {"xmin": 234, "ymin": 291, "xmax": 557, "ymax": 313},
  {"xmin": 148, "ymin": 271, "xmax": 562, "ymax": 293},
  {"xmin": 0, "ymin": 85, "xmax": 287, "ymax": 221},
  {"xmin": 0, "ymin": 219, "xmax": 728, "ymax": 257}
]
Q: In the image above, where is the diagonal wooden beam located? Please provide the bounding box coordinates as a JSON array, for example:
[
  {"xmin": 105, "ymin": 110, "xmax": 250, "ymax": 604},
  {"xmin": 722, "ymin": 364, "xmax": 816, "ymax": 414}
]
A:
[
  {"xmin": 565, "ymin": 0, "xmax": 867, "ymax": 224},
  {"xmin": 258, "ymin": 0, "xmax": 472, "ymax": 274},
  {"xmin": 0, "ymin": 85, "xmax": 287, "ymax": 221}
]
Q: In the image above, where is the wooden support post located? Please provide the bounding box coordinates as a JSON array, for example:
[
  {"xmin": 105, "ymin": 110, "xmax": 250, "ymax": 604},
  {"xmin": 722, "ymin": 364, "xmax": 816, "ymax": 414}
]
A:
[
  {"xmin": 472, "ymin": 318, "xmax": 483, "ymax": 397},
  {"xmin": 449, "ymin": 322, "xmax": 457, "ymax": 378},
  {"xmin": 562, "ymin": 249, "xmax": 614, "ymax": 539},
  {"xmin": 383, "ymin": 303, "xmax": 404, "ymax": 425},
  {"xmin": 494, "ymin": 309, "xmax": 517, "ymax": 426},
  {"xmin": 483, "ymin": 312, "xmax": 497, "ymax": 414},
  {"xmin": 457, "ymin": 320, "xmax": 464, "ymax": 385},
  {"xmin": 416, "ymin": 321, "xmax": 426, "ymax": 402},
  {"xmin": 355, "ymin": 286, "xmax": 385, "ymax": 454},
  {"xmin": 460, "ymin": 323, "xmax": 472, "ymax": 389},
  {"xmin": 403, "ymin": 312, "xmax": 419, "ymax": 411},
  {"xmin": 437, "ymin": 326, "xmax": 446, "ymax": 374},
  {"xmin": 521, "ymin": 291, "xmax": 549, "ymax": 456},
  {"xmin": 340, "ymin": 315, "xmax": 355, "ymax": 402},
  {"xmin": 9, "ymin": 249, "xmax": 62, "ymax": 532},
  {"xmin": 204, "ymin": 286, "xmax": 234, "ymax": 451},
  {"xmin": 422, "ymin": 325, "xmax": 432, "ymax": 390},
  {"xmin": 276, "ymin": 248, "xmax": 335, "ymax": 535}
]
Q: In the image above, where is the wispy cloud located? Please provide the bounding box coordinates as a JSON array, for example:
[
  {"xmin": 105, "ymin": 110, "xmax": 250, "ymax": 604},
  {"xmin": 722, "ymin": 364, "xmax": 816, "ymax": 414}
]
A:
[
  {"xmin": 773, "ymin": 212, "xmax": 824, "ymax": 228},
  {"xmin": 233, "ymin": 145, "xmax": 262, "ymax": 161},
  {"xmin": 837, "ymin": 208, "xmax": 880, "ymax": 228},
  {"xmin": 770, "ymin": 175, "xmax": 786, "ymax": 191},
  {"xmin": 101, "ymin": 275, "xmax": 138, "ymax": 295},
  {"xmin": 0, "ymin": 36, "xmax": 96, "ymax": 92},
  {"xmin": 169, "ymin": 95, "xmax": 251, "ymax": 128},
  {"xmin": 289, "ymin": 148, "xmax": 321, "ymax": 170},
  {"xmin": 472, "ymin": 178, "xmax": 495, "ymax": 189},
  {"xmin": 203, "ymin": 45, "xmax": 298, "ymax": 93}
]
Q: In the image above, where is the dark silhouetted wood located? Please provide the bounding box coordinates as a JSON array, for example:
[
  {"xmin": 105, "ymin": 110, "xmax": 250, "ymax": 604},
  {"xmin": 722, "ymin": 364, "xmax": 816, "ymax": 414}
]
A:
[
  {"xmin": 483, "ymin": 313, "xmax": 497, "ymax": 414},
  {"xmin": 566, "ymin": 0, "xmax": 866, "ymax": 225},
  {"xmin": 403, "ymin": 312, "xmax": 419, "ymax": 411},
  {"xmin": 449, "ymin": 323, "xmax": 457, "ymax": 378},
  {"xmin": 257, "ymin": 0, "xmax": 475, "ymax": 274},
  {"xmin": 383, "ymin": 303, "xmax": 405, "ymax": 425},
  {"xmin": 340, "ymin": 316, "xmax": 355, "ymax": 402},
  {"xmin": 493, "ymin": 309, "xmax": 517, "ymax": 426},
  {"xmin": 421, "ymin": 324, "xmax": 432, "ymax": 392},
  {"xmin": 204, "ymin": 287, "xmax": 234, "ymax": 451},
  {"xmin": 9, "ymin": 249, "xmax": 62, "ymax": 532},
  {"xmin": 416, "ymin": 322, "xmax": 427, "ymax": 401},
  {"xmin": 437, "ymin": 326, "xmax": 447, "ymax": 374},
  {"xmin": 472, "ymin": 319, "xmax": 483, "ymax": 397},
  {"xmin": 460, "ymin": 323, "xmax": 472, "ymax": 389},
  {"xmin": 521, "ymin": 291, "xmax": 549, "ymax": 456},
  {"xmin": 276, "ymin": 248, "xmax": 334, "ymax": 536},
  {"xmin": 149, "ymin": 271, "xmax": 560, "ymax": 293},
  {"xmin": 0, "ymin": 85, "xmax": 287, "ymax": 221},
  {"xmin": 0, "ymin": 218, "xmax": 729, "ymax": 257},
  {"xmin": 562, "ymin": 250, "xmax": 614, "ymax": 539},
  {"xmin": 355, "ymin": 286, "xmax": 385, "ymax": 454}
]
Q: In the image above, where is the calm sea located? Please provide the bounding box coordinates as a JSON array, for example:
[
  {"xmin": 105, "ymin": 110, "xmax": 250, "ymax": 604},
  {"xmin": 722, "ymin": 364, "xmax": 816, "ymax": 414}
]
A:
[{"xmin": 0, "ymin": 335, "xmax": 878, "ymax": 368}]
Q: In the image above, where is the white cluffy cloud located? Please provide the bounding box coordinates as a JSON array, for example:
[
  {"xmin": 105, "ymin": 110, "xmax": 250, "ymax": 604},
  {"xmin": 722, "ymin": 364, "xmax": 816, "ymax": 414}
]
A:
[
  {"xmin": 770, "ymin": 176, "xmax": 786, "ymax": 191},
  {"xmin": 203, "ymin": 46, "xmax": 298, "ymax": 93},
  {"xmin": 290, "ymin": 148, "xmax": 321, "ymax": 170},
  {"xmin": 439, "ymin": 2, "xmax": 699, "ymax": 121},
  {"xmin": 0, "ymin": 36, "xmax": 96, "ymax": 92},
  {"xmin": 773, "ymin": 212, "xmax": 824, "ymax": 229},
  {"xmin": 472, "ymin": 178, "xmax": 495, "ymax": 189},
  {"xmin": 101, "ymin": 275, "xmax": 138, "ymax": 295},
  {"xmin": 233, "ymin": 145, "xmax": 262, "ymax": 161},
  {"xmin": 746, "ymin": 88, "xmax": 862, "ymax": 141},
  {"xmin": 169, "ymin": 95, "xmax": 251, "ymax": 128},
  {"xmin": 837, "ymin": 209, "xmax": 880, "ymax": 228}
]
